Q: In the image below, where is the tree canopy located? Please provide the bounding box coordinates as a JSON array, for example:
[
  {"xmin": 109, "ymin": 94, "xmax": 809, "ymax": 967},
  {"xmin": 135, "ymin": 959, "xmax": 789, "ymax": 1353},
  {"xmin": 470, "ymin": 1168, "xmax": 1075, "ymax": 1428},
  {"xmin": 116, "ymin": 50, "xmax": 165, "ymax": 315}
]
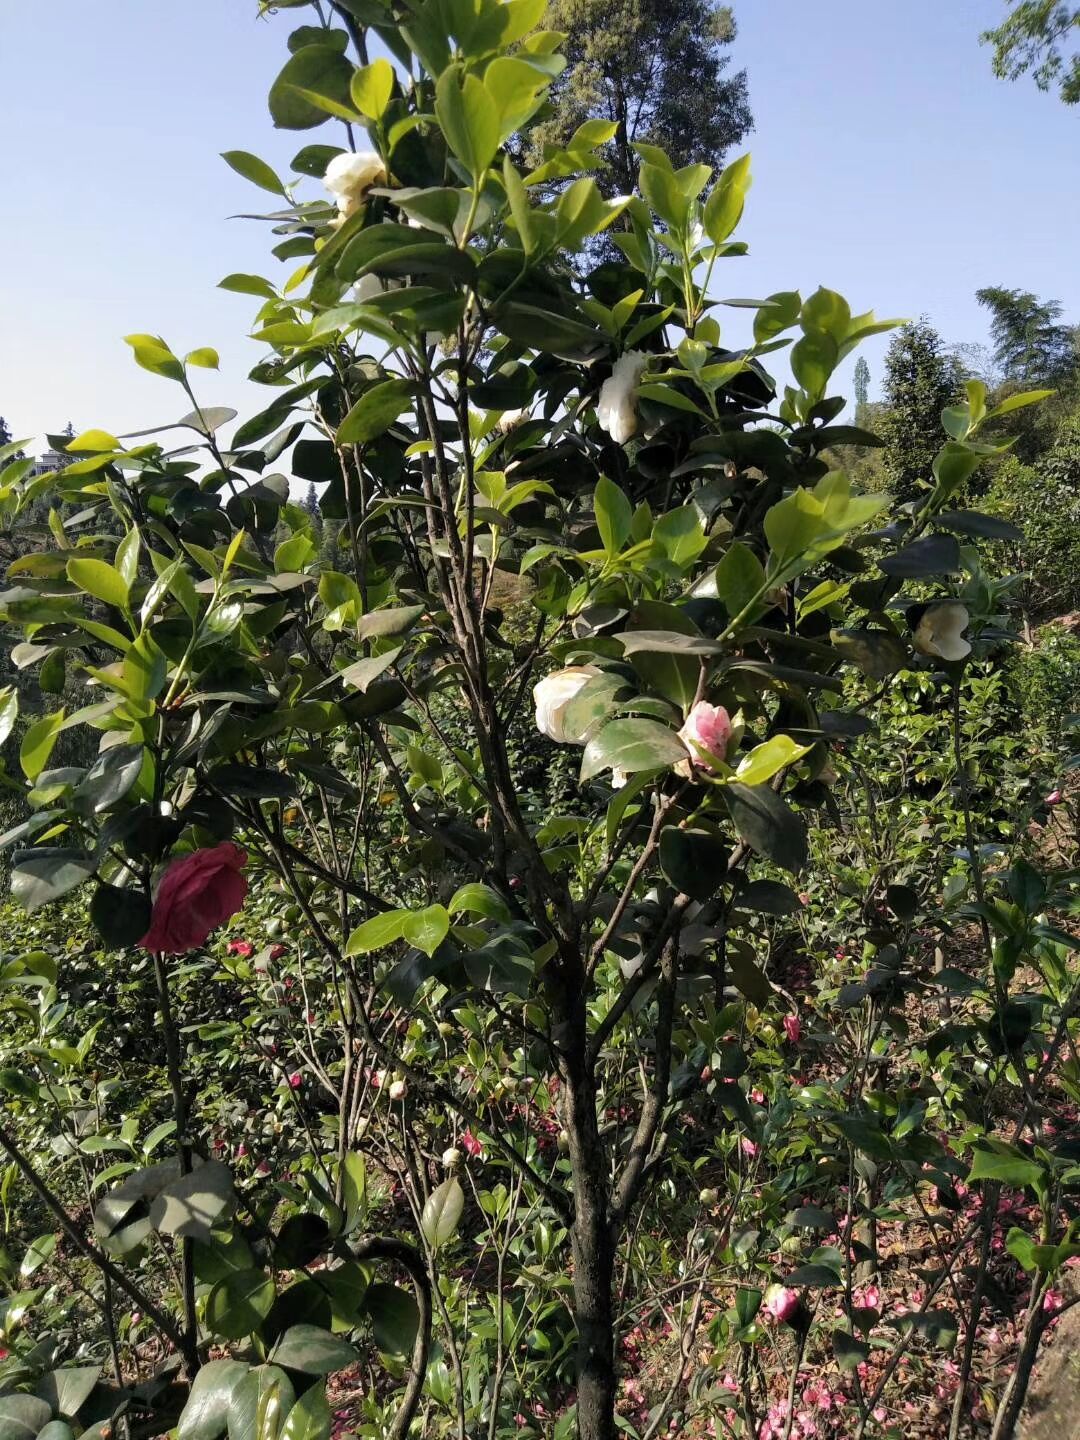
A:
[
  {"xmin": 976, "ymin": 284, "xmax": 1077, "ymax": 386},
  {"xmin": 982, "ymin": 1, "xmax": 1080, "ymax": 103},
  {"xmin": 528, "ymin": 0, "xmax": 752, "ymax": 197}
]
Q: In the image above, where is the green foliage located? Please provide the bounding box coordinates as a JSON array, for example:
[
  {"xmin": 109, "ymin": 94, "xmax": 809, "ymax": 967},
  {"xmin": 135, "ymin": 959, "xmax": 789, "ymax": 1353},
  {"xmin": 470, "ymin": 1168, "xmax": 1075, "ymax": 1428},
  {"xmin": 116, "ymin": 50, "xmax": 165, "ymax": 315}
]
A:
[
  {"xmin": 877, "ymin": 319, "xmax": 965, "ymax": 501},
  {"xmin": 0, "ymin": 6, "xmax": 1073, "ymax": 1440},
  {"xmin": 983, "ymin": 409, "xmax": 1080, "ymax": 618},
  {"xmin": 976, "ymin": 284, "xmax": 1077, "ymax": 387},
  {"xmin": 527, "ymin": 0, "xmax": 752, "ymax": 199},
  {"xmin": 982, "ymin": 1, "xmax": 1080, "ymax": 103}
]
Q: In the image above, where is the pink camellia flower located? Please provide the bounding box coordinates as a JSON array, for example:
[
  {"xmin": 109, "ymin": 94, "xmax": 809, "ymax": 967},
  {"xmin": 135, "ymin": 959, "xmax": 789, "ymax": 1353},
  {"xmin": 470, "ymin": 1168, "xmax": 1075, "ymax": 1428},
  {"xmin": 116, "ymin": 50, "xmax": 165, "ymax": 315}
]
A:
[
  {"xmin": 141, "ymin": 843, "xmax": 248, "ymax": 954},
  {"xmin": 783, "ymin": 1014, "xmax": 802, "ymax": 1045},
  {"xmin": 764, "ymin": 1285, "xmax": 800, "ymax": 1324},
  {"xmin": 1045, "ymin": 790, "xmax": 1063, "ymax": 806},
  {"xmin": 288, "ymin": 1072, "xmax": 303, "ymax": 1090},
  {"xmin": 675, "ymin": 701, "xmax": 732, "ymax": 777},
  {"xmin": 854, "ymin": 1284, "xmax": 881, "ymax": 1311},
  {"xmin": 462, "ymin": 1129, "xmax": 484, "ymax": 1158},
  {"xmin": 227, "ymin": 939, "xmax": 254, "ymax": 957},
  {"xmin": 268, "ymin": 943, "xmax": 286, "ymax": 961},
  {"xmin": 1043, "ymin": 1289, "xmax": 1064, "ymax": 1314}
]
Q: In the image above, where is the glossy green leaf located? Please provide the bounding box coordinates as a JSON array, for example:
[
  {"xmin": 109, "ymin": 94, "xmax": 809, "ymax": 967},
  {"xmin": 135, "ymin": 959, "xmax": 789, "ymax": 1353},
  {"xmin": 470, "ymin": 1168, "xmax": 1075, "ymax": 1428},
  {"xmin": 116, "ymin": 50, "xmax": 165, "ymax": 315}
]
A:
[{"xmin": 421, "ymin": 1177, "xmax": 464, "ymax": 1250}]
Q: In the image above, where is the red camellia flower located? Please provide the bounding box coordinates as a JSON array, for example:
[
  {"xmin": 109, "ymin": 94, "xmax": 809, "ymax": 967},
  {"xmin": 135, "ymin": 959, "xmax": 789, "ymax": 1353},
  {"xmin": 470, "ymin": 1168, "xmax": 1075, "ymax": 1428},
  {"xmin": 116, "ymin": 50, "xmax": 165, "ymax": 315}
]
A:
[
  {"xmin": 227, "ymin": 939, "xmax": 254, "ymax": 957},
  {"xmin": 140, "ymin": 843, "xmax": 248, "ymax": 955},
  {"xmin": 783, "ymin": 1014, "xmax": 802, "ymax": 1045}
]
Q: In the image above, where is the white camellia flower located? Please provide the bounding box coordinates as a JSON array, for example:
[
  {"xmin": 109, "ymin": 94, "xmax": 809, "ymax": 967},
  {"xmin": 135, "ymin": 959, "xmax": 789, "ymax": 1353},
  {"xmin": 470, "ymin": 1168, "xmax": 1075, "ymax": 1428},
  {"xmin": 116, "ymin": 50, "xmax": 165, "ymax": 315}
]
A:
[
  {"xmin": 533, "ymin": 665, "xmax": 601, "ymax": 744},
  {"xmin": 441, "ymin": 1147, "xmax": 462, "ymax": 1169},
  {"xmin": 913, "ymin": 601, "xmax": 971, "ymax": 662},
  {"xmin": 597, "ymin": 350, "xmax": 650, "ymax": 445},
  {"xmin": 388, "ymin": 1077, "xmax": 408, "ymax": 1102},
  {"xmin": 323, "ymin": 150, "xmax": 387, "ymax": 222}
]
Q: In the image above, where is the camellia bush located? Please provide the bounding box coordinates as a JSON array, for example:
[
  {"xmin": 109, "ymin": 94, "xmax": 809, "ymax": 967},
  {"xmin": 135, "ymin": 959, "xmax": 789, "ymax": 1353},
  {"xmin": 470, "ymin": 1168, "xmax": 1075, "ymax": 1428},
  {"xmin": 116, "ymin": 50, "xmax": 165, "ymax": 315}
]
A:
[{"xmin": 0, "ymin": 3, "xmax": 1075, "ymax": 1440}]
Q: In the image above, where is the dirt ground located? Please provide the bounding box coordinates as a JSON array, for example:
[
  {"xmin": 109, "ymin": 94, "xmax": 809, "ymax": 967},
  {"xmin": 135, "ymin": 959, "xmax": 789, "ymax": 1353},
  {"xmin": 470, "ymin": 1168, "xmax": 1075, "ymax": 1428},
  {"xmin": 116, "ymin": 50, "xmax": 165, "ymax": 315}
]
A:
[{"xmin": 1019, "ymin": 1301, "xmax": 1080, "ymax": 1440}]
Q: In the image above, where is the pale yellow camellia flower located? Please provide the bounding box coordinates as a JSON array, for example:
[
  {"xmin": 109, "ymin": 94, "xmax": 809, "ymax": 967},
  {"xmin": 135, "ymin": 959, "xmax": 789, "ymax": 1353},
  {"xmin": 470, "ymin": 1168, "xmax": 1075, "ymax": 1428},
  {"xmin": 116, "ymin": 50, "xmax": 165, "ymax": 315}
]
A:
[
  {"xmin": 597, "ymin": 350, "xmax": 650, "ymax": 444},
  {"xmin": 533, "ymin": 665, "xmax": 601, "ymax": 744},
  {"xmin": 913, "ymin": 601, "xmax": 971, "ymax": 662},
  {"xmin": 323, "ymin": 150, "xmax": 387, "ymax": 222}
]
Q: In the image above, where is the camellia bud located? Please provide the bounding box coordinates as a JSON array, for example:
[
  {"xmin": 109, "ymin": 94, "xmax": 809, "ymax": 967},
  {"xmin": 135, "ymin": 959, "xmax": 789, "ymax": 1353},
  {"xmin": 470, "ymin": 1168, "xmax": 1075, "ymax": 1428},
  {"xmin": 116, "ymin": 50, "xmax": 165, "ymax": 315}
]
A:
[
  {"xmin": 437, "ymin": 1021, "xmax": 455, "ymax": 1038},
  {"xmin": 557, "ymin": 1129, "xmax": 571, "ymax": 1153},
  {"xmin": 698, "ymin": 1187, "xmax": 719, "ymax": 1207},
  {"xmin": 441, "ymin": 1147, "xmax": 462, "ymax": 1169},
  {"xmin": 388, "ymin": 1078, "xmax": 408, "ymax": 1102}
]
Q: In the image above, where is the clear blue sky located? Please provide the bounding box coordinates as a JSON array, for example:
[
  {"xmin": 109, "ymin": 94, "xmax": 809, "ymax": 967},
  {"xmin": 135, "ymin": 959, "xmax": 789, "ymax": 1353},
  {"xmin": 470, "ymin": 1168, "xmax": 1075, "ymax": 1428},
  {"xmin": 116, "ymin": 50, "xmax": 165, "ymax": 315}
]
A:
[{"xmin": 1, "ymin": 1, "xmax": 1077, "ymax": 455}]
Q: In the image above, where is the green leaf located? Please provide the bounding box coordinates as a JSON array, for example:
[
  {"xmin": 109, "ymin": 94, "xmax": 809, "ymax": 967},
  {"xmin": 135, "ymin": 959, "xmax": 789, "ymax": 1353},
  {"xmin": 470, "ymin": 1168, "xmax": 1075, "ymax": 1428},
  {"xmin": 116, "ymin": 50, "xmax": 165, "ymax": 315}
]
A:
[
  {"xmin": 594, "ymin": 475, "xmax": 632, "ymax": 556},
  {"xmin": 722, "ymin": 783, "xmax": 807, "ymax": 875},
  {"xmin": 20, "ymin": 710, "xmax": 66, "ymax": 782},
  {"xmin": 341, "ymin": 1151, "xmax": 367, "ymax": 1233},
  {"xmin": 337, "ymin": 380, "xmax": 415, "ymax": 445},
  {"xmin": 149, "ymin": 1160, "xmax": 235, "ymax": 1244},
  {"xmin": 421, "ymin": 1177, "xmax": 464, "ymax": 1250},
  {"xmin": 345, "ymin": 910, "xmax": 408, "ymax": 955},
  {"xmin": 714, "ymin": 542, "xmax": 766, "ymax": 622},
  {"xmin": 270, "ymin": 1325, "xmax": 357, "ymax": 1376},
  {"xmin": 726, "ymin": 945, "xmax": 772, "ymax": 1005},
  {"xmin": 186, "ymin": 347, "xmax": 220, "ymax": 370},
  {"xmin": 123, "ymin": 634, "xmax": 167, "ymax": 702},
  {"xmin": 34, "ymin": 1368, "xmax": 99, "ymax": 1422},
  {"xmin": 790, "ymin": 332, "xmax": 837, "ymax": 401},
  {"xmin": 220, "ymin": 273, "xmax": 278, "ymax": 300},
  {"xmin": 435, "ymin": 65, "xmax": 499, "ymax": 179},
  {"xmin": 89, "ymin": 883, "xmax": 152, "ymax": 948},
  {"xmin": 0, "ymin": 1396, "xmax": 53, "ymax": 1440},
  {"xmin": 269, "ymin": 45, "xmax": 354, "ymax": 130},
  {"xmin": 833, "ymin": 1330, "xmax": 869, "ymax": 1371},
  {"xmin": 986, "ymin": 388, "xmax": 1054, "ymax": 420},
  {"xmin": 580, "ymin": 718, "xmax": 689, "ymax": 783},
  {"xmin": 402, "ymin": 904, "xmax": 450, "ymax": 957},
  {"xmin": 280, "ymin": 1381, "xmax": 330, "ymax": 1440},
  {"xmin": 19, "ymin": 1232, "xmax": 57, "ymax": 1279},
  {"xmin": 733, "ymin": 735, "xmax": 812, "ymax": 787},
  {"xmin": 0, "ymin": 687, "xmax": 19, "ymax": 748},
  {"xmin": 786, "ymin": 1262, "xmax": 841, "ymax": 1287},
  {"xmin": 227, "ymin": 1367, "xmax": 295, "ymax": 1440},
  {"xmin": 879, "ymin": 534, "xmax": 961, "ymax": 579},
  {"xmin": 222, "ymin": 150, "xmax": 288, "ymax": 196},
  {"xmin": 177, "ymin": 1360, "xmax": 248, "ymax": 1440},
  {"xmin": 206, "ymin": 1268, "xmax": 276, "ymax": 1340},
  {"xmin": 67, "ymin": 557, "xmax": 129, "ymax": 611},
  {"xmin": 448, "ymin": 883, "xmax": 511, "ymax": 923},
  {"xmin": 124, "ymin": 333, "xmax": 184, "ymax": 382},
  {"xmin": 363, "ymin": 1282, "xmax": 419, "ymax": 1356},
  {"xmin": 351, "ymin": 58, "xmax": 394, "ymax": 120},
  {"xmin": 967, "ymin": 1141, "xmax": 1045, "ymax": 1190},
  {"xmin": 703, "ymin": 152, "xmax": 751, "ymax": 244},
  {"xmin": 11, "ymin": 847, "xmax": 94, "ymax": 913},
  {"xmin": 658, "ymin": 827, "xmax": 728, "ymax": 901}
]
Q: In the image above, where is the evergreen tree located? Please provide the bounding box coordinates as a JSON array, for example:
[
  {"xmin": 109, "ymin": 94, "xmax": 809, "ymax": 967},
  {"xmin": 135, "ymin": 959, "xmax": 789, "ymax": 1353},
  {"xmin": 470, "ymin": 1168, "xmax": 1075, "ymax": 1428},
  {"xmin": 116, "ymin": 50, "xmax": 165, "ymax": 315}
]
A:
[
  {"xmin": 303, "ymin": 482, "xmax": 320, "ymax": 522},
  {"xmin": 529, "ymin": 1, "xmax": 752, "ymax": 200},
  {"xmin": 853, "ymin": 356, "xmax": 870, "ymax": 423},
  {"xmin": 878, "ymin": 320, "xmax": 964, "ymax": 502},
  {"xmin": 976, "ymin": 285, "xmax": 1076, "ymax": 386}
]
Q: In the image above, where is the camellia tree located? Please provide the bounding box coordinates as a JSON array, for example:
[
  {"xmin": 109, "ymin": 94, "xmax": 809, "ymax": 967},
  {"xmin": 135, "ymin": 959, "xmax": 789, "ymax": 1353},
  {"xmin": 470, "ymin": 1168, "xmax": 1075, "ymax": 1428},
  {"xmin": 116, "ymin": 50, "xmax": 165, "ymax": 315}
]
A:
[{"xmin": 0, "ymin": 3, "xmax": 1062, "ymax": 1440}]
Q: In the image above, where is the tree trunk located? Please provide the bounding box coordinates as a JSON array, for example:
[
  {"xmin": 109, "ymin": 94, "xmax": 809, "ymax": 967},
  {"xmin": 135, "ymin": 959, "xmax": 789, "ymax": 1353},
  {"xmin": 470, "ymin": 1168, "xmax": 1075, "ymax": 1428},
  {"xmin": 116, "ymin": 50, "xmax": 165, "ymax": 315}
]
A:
[
  {"xmin": 567, "ymin": 1073, "xmax": 617, "ymax": 1440},
  {"xmin": 559, "ymin": 970, "xmax": 617, "ymax": 1440}
]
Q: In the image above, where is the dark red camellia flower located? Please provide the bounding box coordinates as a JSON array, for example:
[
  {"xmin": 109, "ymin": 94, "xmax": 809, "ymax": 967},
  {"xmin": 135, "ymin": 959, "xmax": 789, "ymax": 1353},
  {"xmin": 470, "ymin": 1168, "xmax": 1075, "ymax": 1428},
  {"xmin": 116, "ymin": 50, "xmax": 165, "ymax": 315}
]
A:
[{"xmin": 140, "ymin": 843, "xmax": 249, "ymax": 954}]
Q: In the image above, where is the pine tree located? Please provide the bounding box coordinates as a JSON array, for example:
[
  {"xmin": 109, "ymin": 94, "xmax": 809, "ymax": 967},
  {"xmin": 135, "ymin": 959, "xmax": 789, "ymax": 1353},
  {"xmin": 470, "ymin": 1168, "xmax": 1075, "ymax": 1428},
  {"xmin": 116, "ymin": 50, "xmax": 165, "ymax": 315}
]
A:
[{"xmin": 975, "ymin": 286, "xmax": 1076, "ymax": 386}]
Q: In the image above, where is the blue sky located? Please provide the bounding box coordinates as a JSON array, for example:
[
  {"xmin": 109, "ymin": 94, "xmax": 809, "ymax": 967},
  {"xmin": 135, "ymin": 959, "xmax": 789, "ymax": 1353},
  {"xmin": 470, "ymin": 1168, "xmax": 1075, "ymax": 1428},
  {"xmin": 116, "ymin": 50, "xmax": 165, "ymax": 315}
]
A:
[{"xmin": 1, "ymin": 0, "xmax": 1077, "ymax": 455}]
